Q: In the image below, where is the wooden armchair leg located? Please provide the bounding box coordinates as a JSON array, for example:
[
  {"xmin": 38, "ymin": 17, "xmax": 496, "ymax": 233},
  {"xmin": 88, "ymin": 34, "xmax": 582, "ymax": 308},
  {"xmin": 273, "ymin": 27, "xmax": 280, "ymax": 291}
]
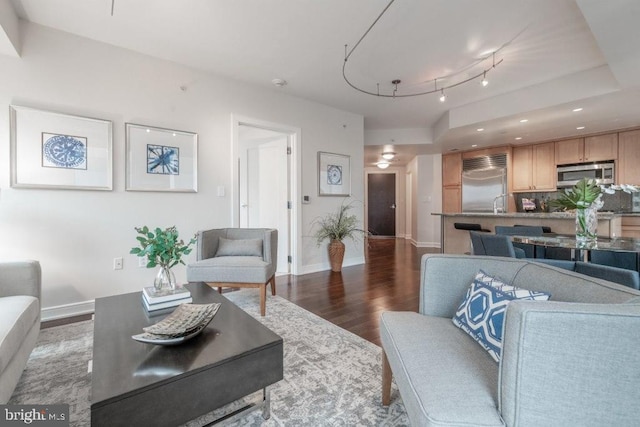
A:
[
  {"xmin": 269, "ymin": 275, "xmax": 276, "ymax": 296},
  {"xmin": 382, "ymin": 349, "xmax": 392, "ymax": 406},
  {"xmin": 260, "ymin": 283, "xmax": 267, "ymax": 316}
]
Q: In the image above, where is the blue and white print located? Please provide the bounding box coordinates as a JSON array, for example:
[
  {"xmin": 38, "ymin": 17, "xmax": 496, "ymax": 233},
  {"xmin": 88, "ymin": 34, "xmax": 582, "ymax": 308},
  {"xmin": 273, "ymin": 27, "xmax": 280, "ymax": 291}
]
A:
[
  {"xmin": 42, "ymin": 133, "xmax": 87, "ymax": 169},
  {"xmin": 452, "ymin": 270, "xmax": 551, "ymax": 362},
  {"xmin": 327, "ymin": 164, "xmax": 342, "ymax": 185},
  {"xmin": 147, "ymin": 144, "xmax": 179, "ymax": 175}
]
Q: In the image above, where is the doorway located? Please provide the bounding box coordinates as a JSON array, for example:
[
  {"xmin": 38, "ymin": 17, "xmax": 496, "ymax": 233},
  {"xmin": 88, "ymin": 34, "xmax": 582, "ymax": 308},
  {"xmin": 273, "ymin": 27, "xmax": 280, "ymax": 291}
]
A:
[
  {"xmin": 232, "ymin": 117, "xmax": 301, "ymax": 275},
  {"xmin": 368, "ymin": 173, "xmax": 396, "ymax": 236}
]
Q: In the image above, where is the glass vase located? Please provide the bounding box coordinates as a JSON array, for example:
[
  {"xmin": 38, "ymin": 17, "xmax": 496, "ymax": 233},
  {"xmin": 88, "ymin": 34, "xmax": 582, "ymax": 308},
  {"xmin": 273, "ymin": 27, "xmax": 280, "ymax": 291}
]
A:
[
  {"xmin": 154, "ymin": 266, "xmax": 176, "ymax": 291},
  {"xmin": 575, "ymin": 206, "xmax": 597, "ymax": 244}
]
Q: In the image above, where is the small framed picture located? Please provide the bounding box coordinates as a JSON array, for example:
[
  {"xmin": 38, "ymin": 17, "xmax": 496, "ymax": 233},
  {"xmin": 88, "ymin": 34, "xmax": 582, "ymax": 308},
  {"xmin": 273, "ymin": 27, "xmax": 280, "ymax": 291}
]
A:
[
  {"xmin": 10, "ymin": 105, "xmax": 113, "ymax": 190},
  {"xmin": 125, "ymin": 123, "xmax": 198, "ymax": 192},
  {"xmin": 318, "ymin": 151, "xmax": 350, "ymax": 197}
]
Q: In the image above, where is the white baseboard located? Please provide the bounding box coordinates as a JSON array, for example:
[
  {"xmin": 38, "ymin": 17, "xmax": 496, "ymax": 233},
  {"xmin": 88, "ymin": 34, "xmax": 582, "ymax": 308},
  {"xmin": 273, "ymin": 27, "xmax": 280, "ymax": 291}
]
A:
[
  {"xmin": 298, "ymin": 256, "xmax": 366, "ymax": 275},
  {"xmin": 41, "ymin": 300, "xmax": 95, "ymax": 321},
  {"xmin": 412, "ymin": 240, "xmax": 441, "ymax": 248}
]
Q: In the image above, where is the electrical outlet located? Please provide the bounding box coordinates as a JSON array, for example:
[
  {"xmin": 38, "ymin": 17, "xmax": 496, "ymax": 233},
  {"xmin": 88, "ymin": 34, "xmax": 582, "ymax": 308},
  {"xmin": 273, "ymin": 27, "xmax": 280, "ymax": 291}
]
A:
[
  {"xmin": 138, "ymin": 255, "xmax": 147, "ymax": 268},
  {"xmin": 113, "ymin": 257, "xmax": 123, "ymax": 270}
]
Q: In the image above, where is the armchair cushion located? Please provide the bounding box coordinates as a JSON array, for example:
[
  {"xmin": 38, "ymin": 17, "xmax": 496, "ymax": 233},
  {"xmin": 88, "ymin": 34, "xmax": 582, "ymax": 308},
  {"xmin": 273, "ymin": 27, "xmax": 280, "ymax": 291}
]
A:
[
  {"xmin": 453, "ymin": 271, "xmax": 550, "ymax": 362},
  {"xmin": 215, "ymin": 237, "xmax": 263, "ymax": 257}
]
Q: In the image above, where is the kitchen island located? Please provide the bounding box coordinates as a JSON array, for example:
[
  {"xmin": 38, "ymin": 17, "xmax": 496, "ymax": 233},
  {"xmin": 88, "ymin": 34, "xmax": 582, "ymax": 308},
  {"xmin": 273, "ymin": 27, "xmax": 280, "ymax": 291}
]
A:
[{"xmin": 433, "ymin": 212, "xmax": 623, "ymax": 254}]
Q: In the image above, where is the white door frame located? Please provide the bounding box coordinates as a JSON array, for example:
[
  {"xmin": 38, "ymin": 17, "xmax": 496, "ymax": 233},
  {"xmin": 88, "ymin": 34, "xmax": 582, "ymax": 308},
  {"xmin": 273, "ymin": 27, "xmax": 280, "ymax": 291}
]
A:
[{"xmin": 231, "ymin": 114, "xmax": 301, "ymax": 275}]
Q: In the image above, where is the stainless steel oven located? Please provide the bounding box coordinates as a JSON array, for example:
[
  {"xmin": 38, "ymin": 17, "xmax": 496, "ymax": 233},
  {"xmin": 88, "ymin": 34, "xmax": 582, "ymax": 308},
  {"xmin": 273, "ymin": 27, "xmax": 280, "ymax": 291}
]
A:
[{"xmin": 556, "ymin": 162, "xmax": 615, "ymax": 188}]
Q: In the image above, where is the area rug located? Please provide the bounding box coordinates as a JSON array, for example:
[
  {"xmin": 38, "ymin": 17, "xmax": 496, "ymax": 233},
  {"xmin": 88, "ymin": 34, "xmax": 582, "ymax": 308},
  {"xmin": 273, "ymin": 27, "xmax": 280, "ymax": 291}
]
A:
[{"xmin": 10, "ymin": 289, "xmax": 409, "ymax": 426}]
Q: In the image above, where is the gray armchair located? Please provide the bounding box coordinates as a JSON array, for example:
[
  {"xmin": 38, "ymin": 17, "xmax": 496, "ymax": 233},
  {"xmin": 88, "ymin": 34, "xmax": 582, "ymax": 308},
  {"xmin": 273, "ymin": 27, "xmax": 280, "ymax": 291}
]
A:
[
  {"xmin": 186, "ymin": 228, "xmax": 277, "ymax": 316},
  {"xmin": 0, "ymin": 260, "xmax": 41, "ymax": 403}
]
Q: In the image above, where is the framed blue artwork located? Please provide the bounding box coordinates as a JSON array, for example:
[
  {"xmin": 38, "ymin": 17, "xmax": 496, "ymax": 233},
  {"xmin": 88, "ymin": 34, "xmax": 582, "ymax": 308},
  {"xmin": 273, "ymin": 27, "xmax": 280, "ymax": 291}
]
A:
[
  {"xmin": 318, "ymin": 151, "xmax": 351, "ymax": 196},
  {"xmin": 10, "ymin": 105, "xmax": 113, "ymax": 190},
  {"xmin": 126, "ymin": 123, "xmax": 198, "ymax": 192}
]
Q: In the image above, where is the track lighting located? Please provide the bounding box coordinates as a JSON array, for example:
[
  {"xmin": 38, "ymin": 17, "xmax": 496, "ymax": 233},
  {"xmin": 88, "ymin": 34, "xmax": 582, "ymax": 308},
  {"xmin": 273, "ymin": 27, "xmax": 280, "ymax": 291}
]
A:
[
  {"xmin": 481, "ymin": 71, "xmax": 488, "ymax": 87},
  {"xmin": 439, "ymin": 90, "xmax": 446, "ymax": 103}
]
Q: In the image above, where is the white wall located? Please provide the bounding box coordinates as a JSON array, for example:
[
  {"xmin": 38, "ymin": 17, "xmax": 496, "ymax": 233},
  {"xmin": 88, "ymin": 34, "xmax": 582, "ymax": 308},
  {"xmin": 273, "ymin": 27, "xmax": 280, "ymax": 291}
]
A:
[
  {"xmin": 0, "ymin": 23, "xmax": 364, "ymax": 319},
  {"xmin": 406, "ymin": 154, "xmax": 442, "ymax": 247}
]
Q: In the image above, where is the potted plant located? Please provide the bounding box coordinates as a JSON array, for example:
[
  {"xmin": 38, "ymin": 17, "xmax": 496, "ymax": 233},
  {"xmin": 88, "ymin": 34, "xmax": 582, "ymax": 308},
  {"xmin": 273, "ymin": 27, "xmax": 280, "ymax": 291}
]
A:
[
  {"xmin": 130, "ymin": 225, "xmax": 196, "ymax": 290},
  {"xmin": 551, "ymin": 179, "xmax": 639, "ymax": 243},
  {"xmin": 313, "ymin": 201, "xmax": 366, "ymax": 272}
]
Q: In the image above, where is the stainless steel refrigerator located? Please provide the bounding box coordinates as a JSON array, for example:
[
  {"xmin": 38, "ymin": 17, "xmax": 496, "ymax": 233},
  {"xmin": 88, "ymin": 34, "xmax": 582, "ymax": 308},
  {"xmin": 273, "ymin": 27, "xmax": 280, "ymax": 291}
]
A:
[{"xmin": 462, "ymin": 167, "xmax": 507, "ymax": 213}]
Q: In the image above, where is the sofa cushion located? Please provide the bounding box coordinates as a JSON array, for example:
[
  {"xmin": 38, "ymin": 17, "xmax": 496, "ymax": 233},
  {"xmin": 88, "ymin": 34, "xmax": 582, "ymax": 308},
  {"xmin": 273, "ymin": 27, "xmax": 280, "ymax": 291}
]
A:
[
  {"xmin": 215, "ymin": 237, "xmax": 263, "ymax": 257},
  {"xmin": 186, "ymin": 256, "xmax": 270, "ymax": 283},
  {"xmin": 0, "ymin": 296, "xmax": 39, "ymax": 375},
  {"xmin": 453, "ymin": 271, "xmax": 550, "ymax": 362},
  {"xmin": 380, "ymin": 312, "xmax": 504, "ymax": 427}
]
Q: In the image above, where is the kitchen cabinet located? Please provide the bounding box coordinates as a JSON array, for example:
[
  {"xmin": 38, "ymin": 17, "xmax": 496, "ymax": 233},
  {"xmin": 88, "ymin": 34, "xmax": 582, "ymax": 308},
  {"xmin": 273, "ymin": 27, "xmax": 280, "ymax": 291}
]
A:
[
  {"xmin": 442, "ymin": 186, "xmax": 461, "ymax": 213},
  {"xmin": 442, "ymin": 153, "xmax": 462, "ymax": 186},
  {"xmin": 512, "ymin": 142, "xmax": 555, "ymax": 191},
  {"xmin": 618, "ymin": 130, "xmax": 640, "ymax": 185},
  {"xmin": 555, "ymin": 134, "xmax": 617, "ymax": 165},
  {"xmin": 621, "ymin": 216, "xmax": 640, "ymax": 239},
  {"xmin": 442, "ymin": 152, "xmax": 462, "ymax": 212}
]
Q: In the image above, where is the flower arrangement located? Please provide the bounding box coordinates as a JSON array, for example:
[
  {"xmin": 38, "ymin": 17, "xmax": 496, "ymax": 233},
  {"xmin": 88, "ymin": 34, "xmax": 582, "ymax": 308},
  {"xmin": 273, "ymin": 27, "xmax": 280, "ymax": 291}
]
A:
[
  {"xmin": 550, "ymin": 179, "xmax": 639, "ymax": 211},
  {"xmin": 551, "ymin": 179, "xmax": 639, "ymax": 242}
]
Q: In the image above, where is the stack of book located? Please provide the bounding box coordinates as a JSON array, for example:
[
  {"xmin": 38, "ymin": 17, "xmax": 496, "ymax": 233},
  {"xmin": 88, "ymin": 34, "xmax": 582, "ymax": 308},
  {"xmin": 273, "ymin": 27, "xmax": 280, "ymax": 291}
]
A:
[{"xmin": 142, "ymin": 286, "xmax": 192, "ymax": 312}]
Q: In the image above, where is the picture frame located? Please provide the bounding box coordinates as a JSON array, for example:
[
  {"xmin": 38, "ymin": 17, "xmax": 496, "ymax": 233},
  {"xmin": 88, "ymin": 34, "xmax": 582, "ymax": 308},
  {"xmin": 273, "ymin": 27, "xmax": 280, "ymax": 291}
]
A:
[
  {"xmin": 10, "ymin": 105, "xmax": 113, "ymax": 190},
  {"xmin": 125, "ymin": 123, "xmax": 198, "ymax": 192},
  {"xmin": 318, "ymin": 151, "xmax": 351, "ymax": 197}
]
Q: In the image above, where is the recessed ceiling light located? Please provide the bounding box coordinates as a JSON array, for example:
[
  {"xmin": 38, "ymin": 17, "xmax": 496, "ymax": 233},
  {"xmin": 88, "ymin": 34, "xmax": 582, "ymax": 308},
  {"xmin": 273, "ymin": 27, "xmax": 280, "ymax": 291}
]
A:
[
  {"xmin": 573, "ymin": 108, "xmax": 583, "ymax": 112},
  {"xmin": 519, "ymin": 119, "xmax": 528, "ymax": 123},
  {"xmin": 576, "ymin": 126, "xmax": 585, "ymax": 130},
  {"xmin": 471, "ymin": 144, "xmax": 478, "ymax": 148},
  {"xmin": 515, "ymin": 137, "xmax": 522, "ymax": 140},
  {"xmin": 476, "ymin": 128, "xmax": 484, "ymax": 132}
]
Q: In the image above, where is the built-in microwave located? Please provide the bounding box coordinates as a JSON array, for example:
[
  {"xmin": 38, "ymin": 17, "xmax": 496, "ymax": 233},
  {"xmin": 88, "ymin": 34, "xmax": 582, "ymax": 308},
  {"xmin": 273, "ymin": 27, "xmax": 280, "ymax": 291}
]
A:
[{"xmin": 556, "ymin": 162, "xmax": 615, "ymax": 188}]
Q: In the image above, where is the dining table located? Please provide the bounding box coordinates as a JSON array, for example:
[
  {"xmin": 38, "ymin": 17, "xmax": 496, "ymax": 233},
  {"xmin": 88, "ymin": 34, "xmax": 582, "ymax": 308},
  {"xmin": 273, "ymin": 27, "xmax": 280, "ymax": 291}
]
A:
[{"xmin": 510, "ymin": 234, "xmax": 640, "ymax": 264}]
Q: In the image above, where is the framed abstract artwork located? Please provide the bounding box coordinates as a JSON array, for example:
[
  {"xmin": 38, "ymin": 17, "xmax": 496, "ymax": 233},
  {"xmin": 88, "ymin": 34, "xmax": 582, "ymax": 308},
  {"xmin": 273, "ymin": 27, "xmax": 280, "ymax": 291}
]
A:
[
  {"xmin": 9, "ymin": 105, "xmax": 113, "ymax": 190},
  {"xmin": 318, "ymin": 151, "xmax": 351, "ymax": 196},
  {"xmin": 125, "ymin": 123, "xmax": 198, "ymax": 192}
]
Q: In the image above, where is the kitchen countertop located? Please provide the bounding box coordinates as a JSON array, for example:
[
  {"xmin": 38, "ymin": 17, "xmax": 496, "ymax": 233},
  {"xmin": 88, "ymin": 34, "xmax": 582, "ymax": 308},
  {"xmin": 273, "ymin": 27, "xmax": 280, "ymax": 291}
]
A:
[{"xmin": 432, "ymin": 212, "xmax": 621, "ymax": 219}]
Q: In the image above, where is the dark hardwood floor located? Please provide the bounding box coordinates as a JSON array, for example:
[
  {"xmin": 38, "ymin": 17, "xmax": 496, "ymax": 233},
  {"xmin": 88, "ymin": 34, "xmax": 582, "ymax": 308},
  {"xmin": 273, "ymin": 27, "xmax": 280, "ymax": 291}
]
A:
[
  {"xmin": 44, "ymin": 239, "xmax": 437, "ymax": 347},
  {"xmin": 275, "ymin": 238, "xmax": 436, "ymax": 346}
]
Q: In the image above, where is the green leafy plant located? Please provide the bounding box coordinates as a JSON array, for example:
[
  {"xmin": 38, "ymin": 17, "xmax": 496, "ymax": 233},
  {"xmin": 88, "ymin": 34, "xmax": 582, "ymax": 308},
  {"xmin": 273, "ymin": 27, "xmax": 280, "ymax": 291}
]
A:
[
  {"xmin": 550, "ymin": 178, "xmax": 603, "ymax": 210},
  {"xmin": 313, "ymin": 200, "xmax": 366, "ymax": 244},
  {"xmin": 130, "ymin": 226, "xmax": 196, "ymax": 269},
  {"xmin": 550, "ymin": 179, "xmax": 640, "ymax": 211}
]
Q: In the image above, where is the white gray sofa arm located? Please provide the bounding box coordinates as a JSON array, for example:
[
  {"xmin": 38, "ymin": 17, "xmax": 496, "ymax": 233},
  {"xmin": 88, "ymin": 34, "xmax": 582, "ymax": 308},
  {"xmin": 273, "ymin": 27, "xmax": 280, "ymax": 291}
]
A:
[
  {"xmin": 0, "ymin": 260, "xmax": 41, "ymax": 299},
  {"xmin": 499, "ymin": 300, "xmax": 640, "ymax": 427}
]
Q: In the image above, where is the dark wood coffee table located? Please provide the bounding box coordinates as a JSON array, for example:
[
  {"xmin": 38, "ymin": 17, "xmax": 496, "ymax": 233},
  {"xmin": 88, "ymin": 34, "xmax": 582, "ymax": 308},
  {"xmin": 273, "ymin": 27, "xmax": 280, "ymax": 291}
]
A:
[{"xmin": 90, "ymin": 282, "xmax": 283, "ymax": 427}]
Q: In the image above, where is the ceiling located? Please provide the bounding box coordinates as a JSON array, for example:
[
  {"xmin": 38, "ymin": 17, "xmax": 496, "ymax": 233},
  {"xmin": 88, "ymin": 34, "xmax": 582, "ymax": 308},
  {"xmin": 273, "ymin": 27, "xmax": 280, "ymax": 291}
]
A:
[{"xmin": 4, "ymin": 0, "xmax": 640, "ymax": 167}]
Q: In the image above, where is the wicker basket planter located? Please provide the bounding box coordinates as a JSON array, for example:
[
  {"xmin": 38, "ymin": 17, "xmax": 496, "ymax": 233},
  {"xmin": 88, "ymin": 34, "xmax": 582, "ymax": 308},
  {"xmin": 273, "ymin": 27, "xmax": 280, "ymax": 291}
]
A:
[{"xmin": 328, "ymin": 240, "xmax": 346, "ymax": 272}]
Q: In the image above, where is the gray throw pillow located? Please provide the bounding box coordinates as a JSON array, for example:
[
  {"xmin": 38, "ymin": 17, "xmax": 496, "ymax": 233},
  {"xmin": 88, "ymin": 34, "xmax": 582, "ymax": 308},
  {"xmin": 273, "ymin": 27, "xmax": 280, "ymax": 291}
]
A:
[{"xmin": 215, "ymin": 237, "xmax": 263, "ymax": 257}]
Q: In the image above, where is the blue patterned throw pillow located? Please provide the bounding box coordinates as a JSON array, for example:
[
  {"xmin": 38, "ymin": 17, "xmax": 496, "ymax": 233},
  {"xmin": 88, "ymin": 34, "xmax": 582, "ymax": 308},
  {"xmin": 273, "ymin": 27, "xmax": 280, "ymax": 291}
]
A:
[{"xmin": 452, "ymin": 270, "xmax": 551, "ymax": 362}]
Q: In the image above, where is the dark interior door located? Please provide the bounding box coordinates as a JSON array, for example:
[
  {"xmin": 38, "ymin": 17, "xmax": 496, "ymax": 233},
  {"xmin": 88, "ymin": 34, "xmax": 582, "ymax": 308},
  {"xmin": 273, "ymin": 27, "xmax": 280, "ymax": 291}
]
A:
[{"xmin": 368, "ymin": 173, "xmax": 396, "ymax": 236}]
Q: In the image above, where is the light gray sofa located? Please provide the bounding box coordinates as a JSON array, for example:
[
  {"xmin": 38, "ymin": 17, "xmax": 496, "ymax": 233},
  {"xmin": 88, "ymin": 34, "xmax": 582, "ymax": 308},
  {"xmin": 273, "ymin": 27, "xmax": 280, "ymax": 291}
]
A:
[
  {"xmin": 381, "ymin": 254, "xmax": 640, "ymax": 427},
  {"xmin": 0, "ymin": 261, "xmax": 41, "ymax": 403}
]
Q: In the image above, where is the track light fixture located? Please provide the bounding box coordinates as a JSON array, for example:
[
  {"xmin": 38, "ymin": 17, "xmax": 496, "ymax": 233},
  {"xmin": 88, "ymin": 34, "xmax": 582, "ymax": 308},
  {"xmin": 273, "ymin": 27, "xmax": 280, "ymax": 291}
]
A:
[{"xmin": 342, "ymin": 0, "xmax": 508, "ymax": 100}]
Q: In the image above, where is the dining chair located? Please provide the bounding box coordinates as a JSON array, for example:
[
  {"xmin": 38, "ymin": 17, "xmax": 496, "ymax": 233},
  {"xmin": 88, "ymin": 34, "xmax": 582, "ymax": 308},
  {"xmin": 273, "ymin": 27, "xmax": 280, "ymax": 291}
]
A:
[{"xmin": 470, "ymin": 231, "xmax": 525, "ymax": 258}]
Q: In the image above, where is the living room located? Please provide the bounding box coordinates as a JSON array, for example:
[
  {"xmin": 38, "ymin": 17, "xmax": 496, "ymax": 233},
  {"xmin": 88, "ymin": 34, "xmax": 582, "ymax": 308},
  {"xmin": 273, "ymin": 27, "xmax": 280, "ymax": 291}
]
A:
[{"xmin": 3, "ymin": 1, "xmax": 640, "ymax": 426}]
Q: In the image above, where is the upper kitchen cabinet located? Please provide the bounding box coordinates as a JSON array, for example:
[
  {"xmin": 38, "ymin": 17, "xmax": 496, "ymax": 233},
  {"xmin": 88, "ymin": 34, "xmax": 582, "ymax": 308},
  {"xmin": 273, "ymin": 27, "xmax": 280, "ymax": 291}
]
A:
[
  {"xmin": 618, "ymin": 130, "xmax": 640, "ymax": 185},
  {"xmin": 442, "ymin": 152, "xmax": 462, "ymax": 186},
  {"xmin": 584, "ymin": 133, "xmax": 618, "ymax": 162},
  {"xmin": 512, "ymin": 142, "xmax": 555, "ymax": 192},
  {"xmin": 555, "ymin": 134, "xmax": 617, "ymax": 165}
]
